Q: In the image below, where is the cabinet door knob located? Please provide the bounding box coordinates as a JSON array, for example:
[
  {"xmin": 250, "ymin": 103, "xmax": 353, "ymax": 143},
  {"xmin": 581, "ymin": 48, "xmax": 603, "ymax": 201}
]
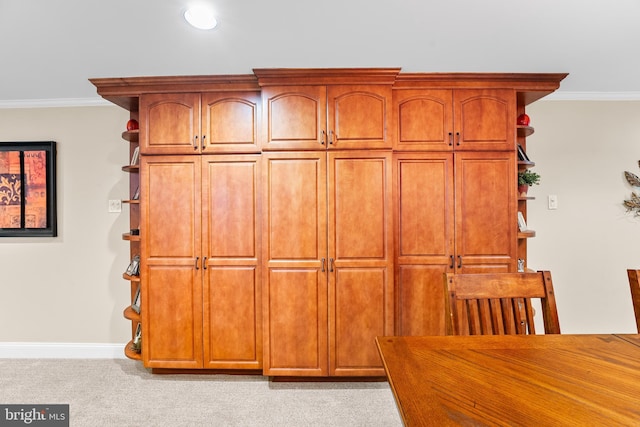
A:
[
  {"xmin": 329, "ymin": 130, "xmax": 334, "ymax": 145},
  {"xmin": 321, "ymin": 258, "xmax": 326, "ymax": 272},
  {"xmin": 203, "ymin": 256, "xmax": 207, "ymax": 270},
  {"xmin": 202, "ymin": 135, "xmax": 206, "ymax": 150},
  {"xmin": 193, "ymin": 135, "xmax": 199, "ymax": 150},
  {"xmin": 457, "ymin": 255, "xmax": 462, "ymax": 269},
  {"xmin": 195, "ymin": 256, "xmax": 200, "ymax": 270},
  {"xmin": 321, "ymin": 130, "xmax": 326, "ymax": 145},
  {"xmin": 448, "ymin": 132, "xmax": 453, "ymax": 146},
  {"xmin": 449, "ymin": 255, "xmax": 454, "ymax": 269},
  {"xmin": 329, "ymin": 258, "xmax": 334, "ymax": 272},
  {"xmin": 456, "ymin": 132, "xmax": 461, "ymax": 146}
]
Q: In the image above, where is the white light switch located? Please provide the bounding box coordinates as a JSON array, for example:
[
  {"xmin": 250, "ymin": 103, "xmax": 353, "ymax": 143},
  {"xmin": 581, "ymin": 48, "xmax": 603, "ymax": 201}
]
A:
[
  {"xmin": 108, "ymin": 199, "xmax": 122, "ymax": 213},
  {"xmin": 548, "ymin": 195, "xmax": 558, "ymax": 210}
]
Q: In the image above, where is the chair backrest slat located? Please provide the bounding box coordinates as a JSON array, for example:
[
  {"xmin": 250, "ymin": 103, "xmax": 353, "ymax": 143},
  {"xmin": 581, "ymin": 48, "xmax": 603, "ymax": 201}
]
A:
[
  {"xmin": 626, "ymin": 269, "xmax": 640, "ymax": 333},
  {"xmin": 445, "ymin": 271, "xmax": 560, "ymax": 335}
]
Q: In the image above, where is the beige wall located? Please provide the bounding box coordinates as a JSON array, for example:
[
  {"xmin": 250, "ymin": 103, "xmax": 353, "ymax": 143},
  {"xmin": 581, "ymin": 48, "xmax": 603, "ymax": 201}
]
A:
[
  {"xmin": 0, "ymin": 100, "xmax": 638, "ymax": 348},
  {"xmin": 527, "ymin": 100, "xmax": 640, "ymax": 333},
  {"xmin": 0, "ymin": 106, "xmax": 131, "ymax": 344}
]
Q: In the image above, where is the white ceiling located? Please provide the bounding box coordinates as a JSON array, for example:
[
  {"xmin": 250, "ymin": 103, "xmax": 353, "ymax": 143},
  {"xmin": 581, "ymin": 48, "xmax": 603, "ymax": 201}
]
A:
[{"xmin": 2, "ymin": 0, "xmax": 640, "ymax": 104}]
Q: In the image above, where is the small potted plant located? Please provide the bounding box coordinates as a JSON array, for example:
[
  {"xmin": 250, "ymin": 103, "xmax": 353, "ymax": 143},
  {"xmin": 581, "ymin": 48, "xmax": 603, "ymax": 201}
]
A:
[{"xmin": 518, "ymin": 169, "xmax": 541, "ymax": 196}]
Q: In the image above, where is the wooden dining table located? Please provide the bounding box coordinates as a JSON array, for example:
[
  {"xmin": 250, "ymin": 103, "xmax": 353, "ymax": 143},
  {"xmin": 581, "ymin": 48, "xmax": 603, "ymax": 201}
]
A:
[{"xmin": 376, "ymin": 334, "xmax": 640, "ymax": 426}]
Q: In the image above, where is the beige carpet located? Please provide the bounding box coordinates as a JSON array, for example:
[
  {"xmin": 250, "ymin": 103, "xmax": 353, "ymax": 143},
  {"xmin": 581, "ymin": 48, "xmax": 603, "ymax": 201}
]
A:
[{"xmin": 0, "ymin": 359, "xmax": 403, "ymax": 426}]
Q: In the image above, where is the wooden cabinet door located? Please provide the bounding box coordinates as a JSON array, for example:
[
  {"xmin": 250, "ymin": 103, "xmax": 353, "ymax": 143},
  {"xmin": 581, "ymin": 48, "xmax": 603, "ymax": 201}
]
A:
[
  {"xmin": 394, "ymin": 153, "xmax": 454, "ymax": 336},
  {"xmin": 455, "ymin": 151, "xmax": 517, "ymax": 272},
  {"xmin": 140, "ymin": 93, "xmax": 200, "ymax": 155},
  {"xmin": 261, "ymin": 86, "xmax": 327, "ymax": 151},
  {"xmin": 141, "ymin": 156, "xmax": 203, "ymax": 368},
  {"xmin": 328, "ymin": 151, "xmax": 393, "ymax": 376},
  {"xmin": 454, "ymin": 89, "xmax": 515, "ymax": 151},
  {"xmin": 201, "ymin": 92, "xmax": 261, "ymax": 153},
  {"xmin": 393, "ymin": 90, "xmax": 453, "ymax": 151},
  {"xmin": 202, "ymin": 155, "xmax": 261, "ymax": 369},
  {"xmin": 262, "ymin": 152, "xmax": 328, "ymax": 376},
  {"xmin": 327, "ymin": 85, "xmax": 392, "ymax": 150}
]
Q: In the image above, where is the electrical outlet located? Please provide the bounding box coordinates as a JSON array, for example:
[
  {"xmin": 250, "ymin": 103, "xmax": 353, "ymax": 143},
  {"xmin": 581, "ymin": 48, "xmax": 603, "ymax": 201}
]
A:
[
  {"xmin": 108, "ymin": 199, "xmax": 122, "ymax": 213},
  {"xmin": 548, "ymin": 195, "xmax": 558, "ymax": 210}
]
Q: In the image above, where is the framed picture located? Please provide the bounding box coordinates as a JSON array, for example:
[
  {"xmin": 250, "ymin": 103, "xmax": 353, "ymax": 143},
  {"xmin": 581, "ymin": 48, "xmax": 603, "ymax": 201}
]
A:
[
  {"xmin": 132, "ymin": 185, "xmax": 140, "ymax": 200},
  {"xmin": 517, "ymin": 211, "xmax": 528, "ymax": 232},
  {"xmin": 131, "ymin": 284, "xmax": 141, "ymax": 314},
  {"xmin": 125, "ymin": 255, "xmax": 140, "ymax": 276},
  {"xmin": 0, "ymin": 141, "xmax": 57, "ymax": 237},
  {"xmin": 132, "ymin": 323, "xmax": 142, "ymax": 353}
]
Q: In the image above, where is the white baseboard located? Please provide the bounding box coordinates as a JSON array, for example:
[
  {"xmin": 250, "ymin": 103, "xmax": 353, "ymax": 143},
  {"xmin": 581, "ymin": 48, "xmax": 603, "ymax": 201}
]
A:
[{"xmin": 0, "ymin": 342, "xmax": 127, "ymax": 359}]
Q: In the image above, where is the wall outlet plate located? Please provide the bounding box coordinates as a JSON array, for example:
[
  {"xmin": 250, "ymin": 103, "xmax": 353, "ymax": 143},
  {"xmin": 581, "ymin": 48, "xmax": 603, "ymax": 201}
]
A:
[{"xmin": 108, "ymin": 199, "xmax": 122, "ymax": 213}]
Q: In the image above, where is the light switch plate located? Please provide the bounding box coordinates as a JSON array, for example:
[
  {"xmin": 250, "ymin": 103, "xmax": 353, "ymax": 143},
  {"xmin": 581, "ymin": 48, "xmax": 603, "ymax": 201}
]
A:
[{"xmin": 548, "ymin": 195, "xmax": 558, "ymax": 210}]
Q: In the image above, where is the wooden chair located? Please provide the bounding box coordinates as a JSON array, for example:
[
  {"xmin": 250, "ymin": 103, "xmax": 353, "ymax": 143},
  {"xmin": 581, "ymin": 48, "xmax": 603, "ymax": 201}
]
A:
[
  {"xmin": 626, "ymin": 269, "xmax": 640, "ymax": 333},
  {"xmin": 444, "ymin": 271, "xmax": 561, "ymax": 335}
]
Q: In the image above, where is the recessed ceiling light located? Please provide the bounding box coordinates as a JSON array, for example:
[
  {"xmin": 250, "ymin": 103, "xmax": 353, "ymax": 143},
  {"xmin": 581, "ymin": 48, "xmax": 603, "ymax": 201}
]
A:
[{"xmin": 184, "ymin": 3, "xmax": 218, "ymax": 30}]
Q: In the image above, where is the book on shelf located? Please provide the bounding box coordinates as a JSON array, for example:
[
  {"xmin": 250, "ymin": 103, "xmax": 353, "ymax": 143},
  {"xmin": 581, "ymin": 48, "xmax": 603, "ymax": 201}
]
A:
[
  {"xmin": 517, "ymin": 144, "xmax": 530, "ymax": 162},
  {"xmin": 130, "ymin": 146, "xmax": 140, "ymax": 166},
  {"xmin": 517, "ymin": 211, "xmax": 528, "ymax": 232}
]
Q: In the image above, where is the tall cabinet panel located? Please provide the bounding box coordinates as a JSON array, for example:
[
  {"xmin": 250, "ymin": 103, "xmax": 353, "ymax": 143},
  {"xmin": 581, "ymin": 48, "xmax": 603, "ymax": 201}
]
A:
[
  {"xmin": 262, "ymin": 152, "xmax": 328, "ymax": 376},
  {"xmin": 394, "ymin": 153, "xmax": 454, "ymax": 336},
  {"xmin": 328, "ymin": 151, "xmax": 393, "ymax": 376},
  {"xmin": 141, "ymin": 156, "xmax": 203, "ymax": 368},
  {"xmin": 202, "ymin": 155, "xmax": 262, "ymax": 369}
]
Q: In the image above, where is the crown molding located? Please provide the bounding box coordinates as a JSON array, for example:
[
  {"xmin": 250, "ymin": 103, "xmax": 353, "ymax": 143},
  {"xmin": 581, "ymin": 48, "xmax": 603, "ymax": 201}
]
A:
[
  {"xmin": 0, "ymin": 97, "xmax": 110, "ymax": 109},
  {"xmin": 544, "ymin": 91, "xmax": 640, "ymax": 101},
  {"xmin": 1, "ymin": 91, "xmax": 640, "ymax": 109}
]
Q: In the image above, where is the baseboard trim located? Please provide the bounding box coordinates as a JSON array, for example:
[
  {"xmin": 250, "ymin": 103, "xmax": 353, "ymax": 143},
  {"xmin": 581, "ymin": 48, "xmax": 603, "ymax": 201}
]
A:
[{"xmin": 0, "ymin": 342, "xmax": 127, "ymax": 359}]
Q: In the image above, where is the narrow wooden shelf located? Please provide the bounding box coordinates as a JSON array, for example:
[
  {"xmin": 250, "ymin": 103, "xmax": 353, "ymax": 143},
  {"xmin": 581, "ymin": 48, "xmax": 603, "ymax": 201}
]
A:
[
  {"xmin": 122, "ymin": 273, "xmax": 140, "ymax": 282},
  {"xmin": 518, "ymin": 196, "xmax": 535, "ymax": 201},
  {"xmin": 124, "ymin": 341, "xmax": 142, "ymax": 360},
  {"xmin": 122, "ymin": 233, "xmax": 141, "ymax": 241},
  {"xmin": 121, "ymin": 130, "xmax": 139, "ymax": 142},
  {"xmin": 518, "ymin": 230, "xmax": 536, "ymax": 239},
  {"xmin": 518, "ymin": 160, "xmax": 535, "ymax": 169},
  {"xmin": 123, "ymin": 306, "xmax": 141, "ymax": 321},
  {"xmin": 122, "ymin": 199, "xmax": 140, "ymax": 205},
  {"xmin": 517, "ymin": 125, "xmax": 534, "ymax": 137},
  {"xmin": 122, "ymin": 165, "xmax": 139, "ymax": 173}
]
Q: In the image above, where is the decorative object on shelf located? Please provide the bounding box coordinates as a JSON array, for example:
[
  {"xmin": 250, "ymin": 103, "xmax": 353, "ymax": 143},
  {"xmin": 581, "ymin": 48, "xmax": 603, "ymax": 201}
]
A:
[
  {"xmin": 132, "ymin": 323, "xmax": 142, "ymax": 353},
  {"xmin": 623, "ymin": 161, "xmax": 640, "ymax": 215},
  {"xmin": 517, "ymin": 258, "xmax": 525, "ymax": 272},
  {"xmin": 126, "ymin": 119, "xmax": 139, "ymax": 131},
  {"xmin": 130, "ymin": 146, "xmax": 140, "ymax": 165},
  {"xmin": 518, "ymin": 169, "xmax": 541, "ymax": 196},
  {"xmin": 517, "ymin": 113, "xmax": 531, "ymax": 126}
]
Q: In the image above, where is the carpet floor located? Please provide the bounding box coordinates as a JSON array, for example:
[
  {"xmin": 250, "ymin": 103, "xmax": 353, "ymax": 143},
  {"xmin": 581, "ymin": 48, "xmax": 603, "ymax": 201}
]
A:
[{"xmin": 0, "ymin": 359, "xmax": 403, "ymax": 426}]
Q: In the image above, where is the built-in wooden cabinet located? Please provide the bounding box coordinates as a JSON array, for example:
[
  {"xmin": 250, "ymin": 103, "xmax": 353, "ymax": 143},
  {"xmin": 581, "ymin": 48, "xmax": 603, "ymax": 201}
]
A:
[
  {"xmin": 91, "ymin": 69, "xmax": 567, "ymax": 377},
  {"xmin": 394, "ymin": 151, "xmax": 516, "ymax": 336},
  {"xmin": 393, "ymin": 88, "xmax": 515, "ymax": 151},
  {"xmin": 262, "ymin": 150, "xmax": 393, "ymax": 376},
  {"xmin": 255, "ymin": 68, "xmax": 399, "ymax": 151},
  {"xmin": 140, "ymin": 91, "xmax": 261, "ymax": 155},
  {"xmin": 141, "ymin": 155, "xmax": 261, "ymax": 370}
]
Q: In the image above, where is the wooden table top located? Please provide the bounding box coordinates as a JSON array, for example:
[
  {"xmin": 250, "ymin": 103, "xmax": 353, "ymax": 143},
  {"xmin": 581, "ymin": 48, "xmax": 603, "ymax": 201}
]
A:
[{"xmin": 376, "ymin": 334, "xmax": 640, "ymax": 426}]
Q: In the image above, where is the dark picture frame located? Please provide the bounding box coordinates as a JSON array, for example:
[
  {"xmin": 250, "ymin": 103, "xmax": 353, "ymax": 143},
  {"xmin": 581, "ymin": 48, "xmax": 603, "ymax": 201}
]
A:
[{"xmin": 0, "ymin": 141, "xmax": 57, "ymax": 237}]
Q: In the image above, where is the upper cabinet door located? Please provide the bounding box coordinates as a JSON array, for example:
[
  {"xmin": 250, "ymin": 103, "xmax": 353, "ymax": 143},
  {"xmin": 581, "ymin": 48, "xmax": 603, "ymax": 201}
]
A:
[
  {"xmin": 201, "ymin": 91, "xmax": 261, "ymax": 154},
  {"xmin": 394, "ymin": 90, "xmax": 454, "ymax": 151},
  {"xmin": 454, "ymin": 89, "xmax": 515, "ymax": 151},
  {"xmin": 327, "ymin": 85, "xmax": 392, "ymax": 150},
  {"xmin": 140, "ymin": 93, "xmax": 200, "ymax": 155},
  {"xmin": 261, "ymin": 86, "xmax": 327, "ymax": 151}
]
